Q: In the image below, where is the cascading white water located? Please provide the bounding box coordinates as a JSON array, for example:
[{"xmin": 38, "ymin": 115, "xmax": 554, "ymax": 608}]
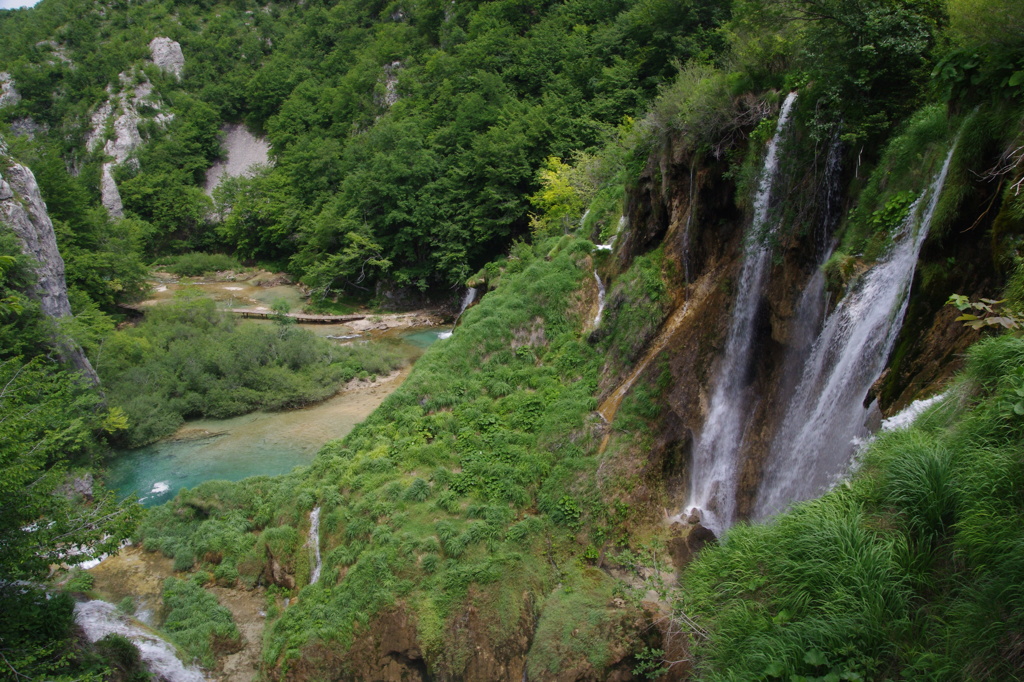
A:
[
  {"xmin": 74, "ymin": 600, "xmax": 206, "ymax": 681},
  {"xmin": 754, "ymin": 143, "xmax": 958, "ymax": 519},
  {"xmin": 439, "ymin": 287, "xmax": 478, "ymax": 339},
  {"xmin": 681, "ymin": 164, "xmax": 697, "ymax": 283},
  {"xmin": 684, "ymin": 92, "xmax": 799, "ymax": 535},
  {"xmin": 593, "ymin": 270, "xmax": 606, "ymax": 328},
  {"xmin": 308, "ymin": 506, "xmax": 322, "ymax": 585}
]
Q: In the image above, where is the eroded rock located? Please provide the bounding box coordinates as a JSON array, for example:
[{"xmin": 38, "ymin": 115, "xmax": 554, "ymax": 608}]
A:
[
  {"xmin": 87, "ymin": 71, "xmax": 175, "ymax": 217},
  {"xmin": 0, "ymin": 137, "xmax": 100, "ymax": 384},
  {"xmin": 149, "ymin": 37, "xmax": 185, "ymax": 79},
  {"xmin": 0, "ymin": 73, "xmax": 20, "ymax": 108}
]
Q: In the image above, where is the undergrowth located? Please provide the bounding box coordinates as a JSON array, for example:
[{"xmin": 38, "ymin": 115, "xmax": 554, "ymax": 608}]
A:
[{"xmin": 97, "ymin": 296, "xmax": 404, "ymax": 447}]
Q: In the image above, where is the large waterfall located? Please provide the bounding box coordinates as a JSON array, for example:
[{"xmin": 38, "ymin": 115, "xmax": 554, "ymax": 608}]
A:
[
  {"xmin": 754, "ymin": 143, "xmax": 958, "ymax": 519},
  {"xmin": 684, "ymin": 92, "xmax": 799, "ymax": 535}
]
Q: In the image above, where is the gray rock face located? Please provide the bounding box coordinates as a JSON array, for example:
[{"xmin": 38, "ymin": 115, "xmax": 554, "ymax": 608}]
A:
[
  {"xmin": 9, "ymin": 118, "xmax": 47, "ymax": 140},
  {"xmin": 149, "ymin": 37, "xmax": 184, "ymax": 79},
  {"xmin": 204, "ymin": 123, "xmax": 272, "ymax": 195},
  {"xmin": 377, "ymin": 60, "xmax": 403, "ymax": 109},
  {"xmin": 0, "ymin": 140, "xmax": 100, "ymax": 385},
  {"xmin": 0, "ymin": 73, "xmax": 20, "ymax": 109},
  {"xmin": 87, "ymin": 72, "xmax": 174, "ymax": 218}
]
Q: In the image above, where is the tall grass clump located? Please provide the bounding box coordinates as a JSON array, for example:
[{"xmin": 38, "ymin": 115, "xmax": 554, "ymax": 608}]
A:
[
  {"xmin": 158, "ymin": 252, "xmax": 243, "ymax": 277},
  {"xmin": 680, "ymin": 334, "xmax": 1024, "ymax": 681},
  {"xmin": 162, "ymin": 577, "xmax": 241, "ymax": 668}
]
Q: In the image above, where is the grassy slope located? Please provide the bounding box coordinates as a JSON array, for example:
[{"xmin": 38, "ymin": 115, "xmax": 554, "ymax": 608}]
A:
[{"xmin": 138, "ymin": 235, "xmax": 673, "ymax": 676}]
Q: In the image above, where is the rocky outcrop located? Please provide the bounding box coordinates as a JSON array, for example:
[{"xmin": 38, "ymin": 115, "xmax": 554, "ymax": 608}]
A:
[
  {"xmin": 0, "ymin": 139, "xmax": 100, "ymax": 385},
  {"xmin": 87, "ymin": 72, "xmax": 175, "ymax": 218},
  {"xmin": 9, "ymin": 118, "xmax": 46, "ymax": 139},
  {"xmin": 204, "ymin": 124, "xmax": 272, "ymax": 195},
  {"xmin": 377, "ymin": 61, "xmax": 403, "ymax": 109},
  {"xmin": 149, "ymin": 37, "xmax": 185, "ymax": 79},
  {"xmin": 0, "ymin": 73, "xmax": 20, "ymax": 109}
]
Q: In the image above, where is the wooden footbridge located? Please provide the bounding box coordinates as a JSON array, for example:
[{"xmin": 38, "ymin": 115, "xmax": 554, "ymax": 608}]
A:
[
  {"xmin": 234, "ymin": 309, "xmax": 365, "ymax": 324},
  {"xmin": 118, "ymin": 303, "xmax": 364, "ymax": 325}
]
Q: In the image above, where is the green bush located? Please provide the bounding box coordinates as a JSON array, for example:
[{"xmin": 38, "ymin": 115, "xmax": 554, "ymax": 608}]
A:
[
  {"xmin": 162, "ymin": 577, "xmax": 240, "ymax": 668},
  {"xmin": 159, "ymin": 253, "xmax": 242, "ymax": 277},
  {"xmin": 97, "ymin": 297, "xmax": 405, "ymax": 446}
]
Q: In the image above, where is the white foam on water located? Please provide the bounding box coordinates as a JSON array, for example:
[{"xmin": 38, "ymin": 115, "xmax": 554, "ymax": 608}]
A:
[{"xmin": 74, "ymin": 600, "xmax": 207, "ymax": 682}]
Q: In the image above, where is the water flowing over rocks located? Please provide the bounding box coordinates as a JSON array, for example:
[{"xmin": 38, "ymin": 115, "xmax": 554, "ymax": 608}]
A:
[
  {"xmin": 74, "ymin": 600, "xmax": 207, "ymax": 682},
  {"xmin": 685, "ymin": 91, "xmax": 799, "ymax": 535},
  {"xmin": 149, "ymin": 37, "xmax": 185, "ymax": 79},
  {"xmin": 0, "ymin": 138, "xmax": 100, "ymax": 383},
  {"xmin": 754, "ymin": 144, "xmax": 958, "ymax": 519},
  {"xmin": 307, "ymin": 507, "xmax": 322, "ymax": 585}
]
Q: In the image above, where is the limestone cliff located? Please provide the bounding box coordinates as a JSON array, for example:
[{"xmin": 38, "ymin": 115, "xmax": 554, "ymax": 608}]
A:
[
  {"xmin": 86, "ymin": 52, "xmax": 178, "ymax": 218},
  {"xmin": 0, "ymin": 138, "xmax": 100, "ymax": 385}
]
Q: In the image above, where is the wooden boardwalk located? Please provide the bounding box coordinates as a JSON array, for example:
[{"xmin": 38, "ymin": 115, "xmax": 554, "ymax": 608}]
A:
[
  {"xmin": 235, "ymin": 309, "xmax": 365, "ymax": 324},
  {"xmin": 118, "ymin": 303, "xmax": 364, "ymax": 325}
]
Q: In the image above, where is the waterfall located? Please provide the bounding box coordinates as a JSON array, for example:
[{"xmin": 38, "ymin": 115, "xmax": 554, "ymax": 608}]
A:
[
  {"xmin": 684, "ymin": 91, "xmax": 799, "ymax": 535},
  {"xmin": 74, "ymin": 600, "xmax": 206, "ymax": 681},
  {"xmin": 681, "ymin": 164, "xmax": 697, "ymax": 283},
  {"xmin": 754, "ymin": 143, "xmax": 958, "ymax": 519},
  {"xmin": 439, "ymin": 287, "xmax": 477, "ymax": 340},
  {"xmin": 457, "ymin": 287, "xmax": 477, "ymax": 320},
  {"xmin": 308, "ymin": 506, "xmax": 322, "ymax": 585},
  {"xmin": 593, "ymin": 270, "xmax": 606, "ymax": 328}
]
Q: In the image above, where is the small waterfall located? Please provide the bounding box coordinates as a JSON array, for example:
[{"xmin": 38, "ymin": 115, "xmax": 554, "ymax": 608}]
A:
[
  {"xmin": 593, "ymin": 270, "xmax": 606, "ymax": 328},
  {"xmin": 681, "ymin": 164, "xmax": 697, "ymax": 283},
  {"xmin": 457, "ymin": 287, "xmax": 477, "ymax": 320},
  {"xmin": 684, "ymin": 91, "xmax": 799, "ymax": 535},
  {"xmin": 754, "ymin": 143, "xmax": 958, "ymax": 519},
  {"xmin": 308, "ymin": 506, "xmax": 322, "ymax": 585},
  {"xmin": 74, "ymin": 600, "xmax": 206, "ymax": 681},
  {"xmin": 439, "ymin": 287, "xmax": 478, "ymax": 339}
]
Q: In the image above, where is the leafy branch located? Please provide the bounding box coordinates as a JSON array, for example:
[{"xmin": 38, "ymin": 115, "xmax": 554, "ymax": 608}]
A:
[{"xmin": 947, "ymin": 294, "xmax": 1022, "ymax": 331}]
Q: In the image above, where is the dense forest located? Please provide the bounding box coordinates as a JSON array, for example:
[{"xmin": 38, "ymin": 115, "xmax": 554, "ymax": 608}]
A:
[{"xmin": 2, "ymin": 0, "xmax": 1024, "ymax": 679}]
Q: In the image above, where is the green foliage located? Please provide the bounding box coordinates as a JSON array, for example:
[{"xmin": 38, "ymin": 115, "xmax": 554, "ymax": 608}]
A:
[
  {"xmin": 526, "ymin": 571, "xmax": 620, "ymax": 678},
  {"xmin": 0, "ymin": 587, "xmax": 111, "ymax": 682},
  {"xmin": 159, "ymin": 252, "xmax": 242, "ymax": 278},
  {"xmin": 3, "ymin": 0, "xmax": 729, "ymax": 291},
  {"xmin": 93, "ymin": 634, "xmax": 150, "ymax": 682},
  {"xmin": 96, "ymin": 297, "xmax": 405, "ymax": 446},
  {"xmin": 0, "ymin": 357, "xmax": 139, "ymax": 580},
  {"xmin": 133, "ymin": 239, "xmax": 624, "ymax": 671},
  {"xmin": 829, "ymin": 104, "xmax": 954, "ymax": 269},
  {"xmin": 162, "ymin": 577, "xmax": 241, "ymax": 668},
  {"xmin": 598, "ymin": 247, "xmax": 671, "ymax": 367}
]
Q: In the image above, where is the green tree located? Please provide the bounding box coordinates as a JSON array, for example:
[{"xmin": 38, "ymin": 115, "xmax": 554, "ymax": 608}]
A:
[{"xmin": 0, "ymin": 357, "xmax": 139, "ymax": 580}]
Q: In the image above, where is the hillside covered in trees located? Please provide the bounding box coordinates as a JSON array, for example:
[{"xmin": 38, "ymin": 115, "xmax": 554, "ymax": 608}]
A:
[{"xmin": 2, "ymin": 0, "xmax": 1024, "ymax": 680}]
